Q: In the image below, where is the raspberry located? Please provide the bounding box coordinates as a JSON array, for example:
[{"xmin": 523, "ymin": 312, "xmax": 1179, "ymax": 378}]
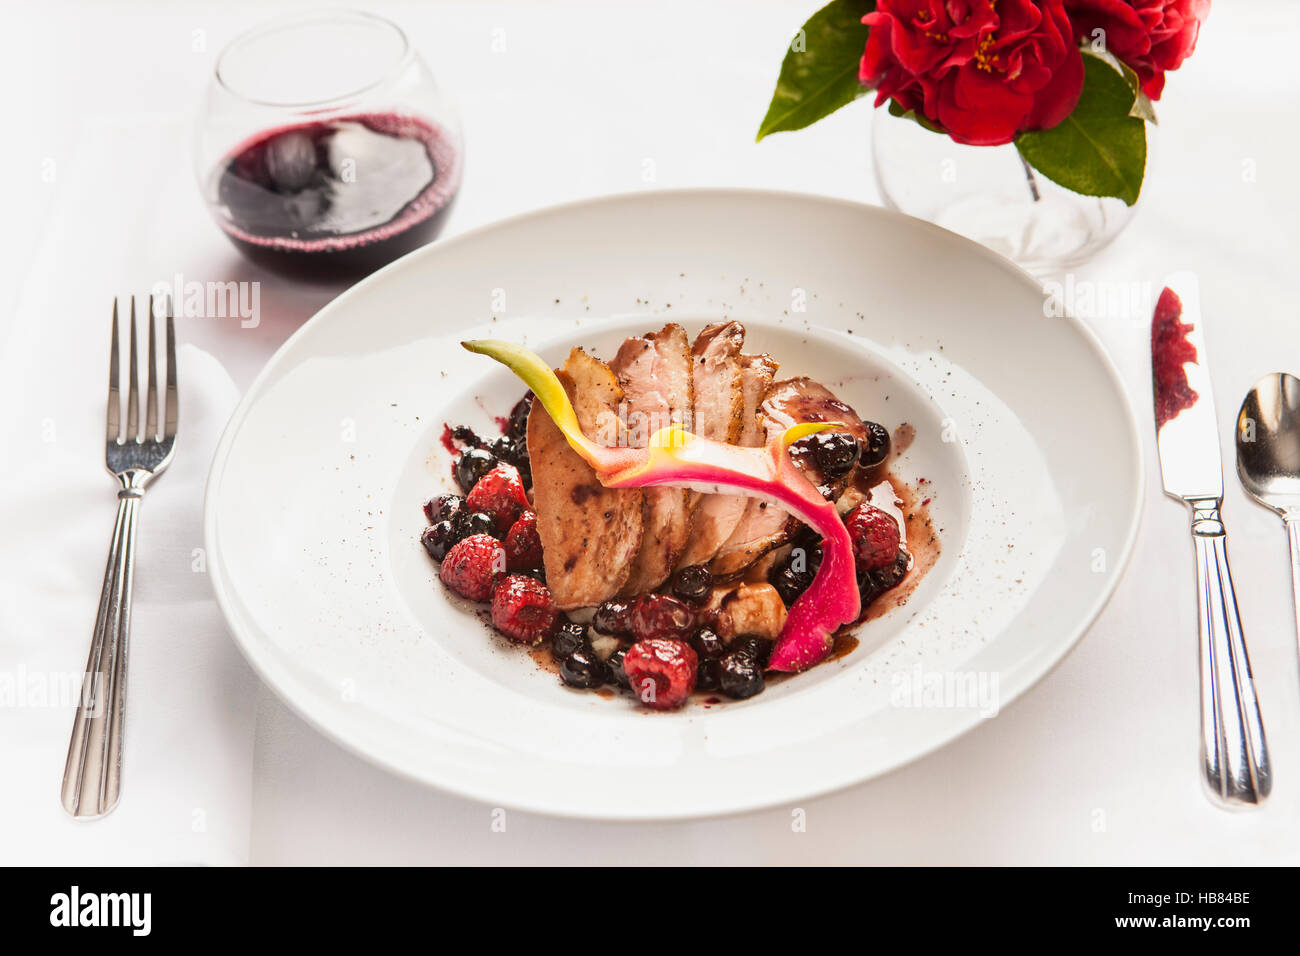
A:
[
  {"xmin": 623, "ymin": 638, "xmax": 698, "ymax": 710},
  {"xmin": 465, "ymin": 463, "xmax": 530, "ymax": 533},
  {"xmin": 439, "ymin": 534, "xmax": 506, "ymax": 601},
  {"xmin": 491, "ymin": 574, "xmax": 559, "ymax": 645},
  {"xmin": 844, "ymin": 504, "xmax": 901, "ymax": 572},
  {"xmin": 628, "ymin": 593, "xmax": 696, "ymax": 641},
  {"xmin": 504, "ymin": 510, "xmax": 544, "ymax": 570}
]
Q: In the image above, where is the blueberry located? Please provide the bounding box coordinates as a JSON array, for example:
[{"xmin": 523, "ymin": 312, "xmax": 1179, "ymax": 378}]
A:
[
  {"xmin": 718, "ymin": 651, "xmax": 765, "ymax": 700},
  {"xmin": 859, "ymin": 422, "xmax": 891, "ymax": 470},
  {"xmin": 514, "ymin": 566, "xmax": 546, "ymax": 583},
  {"xmin": 593, "ymin": 600, "xmax": 632, "ymax": 636},
  {"xmin": 455, "ymin": 448, "xmax": 497, "ymax": 493},
  {"xmin": 490, "ymin": 435, "xmax": 531, "ymax": 486},
  {"xmin": 771, "ymin": 564, "xmax": 806, "ymax": 606},
  {"xmin": 423, "ymin": 493, "xmax": 463, "ymax": 525},
  {"xmin": 606, "ymin": 646, "xmax": 630, "ymax": 687},
  {"xmin": 552, "ymin": 621, "xmax": 587, "ymax": 659},
  {"xmin": 671, "ymin": 564, "xmax": 713, "ymax": 605},
  {"xmin": 420, "ymin": 521, "xmax": 458, "ymax": 562},
  {"xmin": 507, "ymin": 393, "xmax": 533, "ymax": 440},
  {"xmin": 734, "ymin": 635, "xmax": 773, "ymax": 668},
  {"xmin": 454, "ymin": 510, "xmax": 498, "ymax": 540},
  {"xmin": 695, "ymin": 658, "xmax": 721, "ymax": 692},
  {"xmin": 811, "ymin": 432, "xmax": 860, "ymax": 479},
  {"xmin": 451, "ymin": 425, "xmax": 489, "ymax": 448},
  {"xmin": 859, "ymin": 550, "xmax": 909, "ymax": 604},
  {"xmin": 560, "ymin": 646, "xmax": 606, "ymax": 689},
  {"xmin": 769, "ymin": 544, "xmax": 821, "ymax": 605},
  {"xmin": 690, "ymin": 627, "xmax": 726, "ymax": 661}
]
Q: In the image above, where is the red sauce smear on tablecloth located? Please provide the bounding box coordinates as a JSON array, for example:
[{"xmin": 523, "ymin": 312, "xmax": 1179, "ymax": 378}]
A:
[{"xmin": 1151, "ymin": 287, "xmax": 1199, "ymax": 429}]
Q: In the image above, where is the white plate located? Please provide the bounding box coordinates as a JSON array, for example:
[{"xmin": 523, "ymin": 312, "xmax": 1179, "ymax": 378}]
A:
[{"xmin": 204, "ymin": 190, "xmax": 1143, "ymax": 820}]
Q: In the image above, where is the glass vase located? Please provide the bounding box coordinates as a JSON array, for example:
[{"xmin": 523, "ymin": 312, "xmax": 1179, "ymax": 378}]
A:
[{"xmin": 871, "ymin": 112, "xmax": 1145, "ymax": 276}]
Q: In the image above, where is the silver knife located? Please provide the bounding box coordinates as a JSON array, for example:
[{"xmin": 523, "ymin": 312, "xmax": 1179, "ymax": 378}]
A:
[{"xmin": 1153, "ymin": 270, "xmax": 1270, "ymax": 807}]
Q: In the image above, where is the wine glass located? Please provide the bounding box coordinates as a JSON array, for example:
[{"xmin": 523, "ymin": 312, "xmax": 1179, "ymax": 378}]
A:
[{"xmin": 195, "ymin": 9, "xmax": 462, "ymax": 281}]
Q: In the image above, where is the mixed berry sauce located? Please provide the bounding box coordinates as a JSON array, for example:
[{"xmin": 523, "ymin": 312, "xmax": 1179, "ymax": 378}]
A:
[{"xmin": 1151, "ymin": 286, "xmax": 1199, "ymax": 430}]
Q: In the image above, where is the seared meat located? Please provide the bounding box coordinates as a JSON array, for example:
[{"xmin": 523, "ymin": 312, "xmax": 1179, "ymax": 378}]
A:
[
  {"xmin": 610, "ymin": 324, "xmax": 694, "ymax": 594},
  {"xmin": 526, "ymin": 348, "xmax": 643, "ymax": 609},
  {"xmin": 689, "ymin": 322, "xmax": 745, "ymax": 442},
  {"xmin": 710, "ymin": 354, "xmax": 788, "ymax": 577},
  {"xmin": 674, "ymin": 323, "xmax": 747, "ymax": 569},
  {"xmin": 761, "ymin": 377, "xmax": 869, "ymax": 502}
]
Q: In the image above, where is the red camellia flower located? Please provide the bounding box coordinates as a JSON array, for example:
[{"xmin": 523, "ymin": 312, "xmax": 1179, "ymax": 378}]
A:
[
  {"xmin": 1064, "ymin": 0, "xmax": 1209, "ymax": 99},
  {"xmin": 859, "ymin": 0, "xmax": 1085, "ymax": 147}
]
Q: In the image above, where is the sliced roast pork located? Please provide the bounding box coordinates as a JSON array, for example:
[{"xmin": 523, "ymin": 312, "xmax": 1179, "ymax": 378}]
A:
[
  {"xmin": 672, "ymin": 322, "xmax": 747, "ymax": 570},
  {"xmin": 709, "ymin": 354, "xmax": 788, "ymax": 577},
  {"xmin": 610, "ymin": 323, "xmax": 694, "ymax": 595},
  {"xmin": 526, "ymin": 348, "xmax": 643, "ymax": 609}
]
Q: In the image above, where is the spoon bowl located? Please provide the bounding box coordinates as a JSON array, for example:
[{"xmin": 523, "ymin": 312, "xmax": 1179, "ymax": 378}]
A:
[{"xmin": 1237, "ymin": 372, "xmax": 1300, "ymax": 514}]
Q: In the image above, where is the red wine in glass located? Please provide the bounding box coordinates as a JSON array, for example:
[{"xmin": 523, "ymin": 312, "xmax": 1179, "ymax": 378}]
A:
[{"xmin": 211, "ymin": 113, "xmax": 460, "ymax": 281}]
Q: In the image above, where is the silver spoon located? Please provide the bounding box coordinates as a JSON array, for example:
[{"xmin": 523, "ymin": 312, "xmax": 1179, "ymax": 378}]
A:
[{"xmin": 1236, "ymin": 372, "xmax": 1300, "ymax": 662}]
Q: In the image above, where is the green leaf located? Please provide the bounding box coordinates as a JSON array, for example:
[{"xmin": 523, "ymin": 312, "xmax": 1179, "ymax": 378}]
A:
[
  {"xmin": 756, "ymin": 0, "xmax": 876, "ymax": 141},
  {"xmin": 887, "ymin": 98, "xmax": 944, "ymax": 133},
  {"xmin": 1087, "ymin": 47, "xmax": 1158, "ymax": 123},
  {"xmin": 1015, "ymin": 52, "xmax": 1148, "ymax": 206}
]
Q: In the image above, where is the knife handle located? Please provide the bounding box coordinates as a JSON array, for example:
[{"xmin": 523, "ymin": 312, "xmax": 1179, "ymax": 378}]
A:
[{"xmin": 1189, "ymin": 499, "xmax": 1271, "ymax": 807}]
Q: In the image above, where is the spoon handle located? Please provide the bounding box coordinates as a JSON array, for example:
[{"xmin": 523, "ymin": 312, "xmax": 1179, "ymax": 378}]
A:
[
  {"xmin": 1284, "ymin": 514, "xmax": 1300, "ymax": 669},
  {"xmin": 1189, "ymin": 498, "xmax": 1270, "ymax": 807}
]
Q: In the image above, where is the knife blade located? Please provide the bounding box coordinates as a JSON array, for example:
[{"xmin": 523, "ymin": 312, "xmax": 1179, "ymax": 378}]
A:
[
  {"xmin": 1150, "ymin": 270, "xmax": 1270, "ymax": 808},
  {"xmin": 1153, "ymin": 271, "xmax": 1222, "ymax": 500}
]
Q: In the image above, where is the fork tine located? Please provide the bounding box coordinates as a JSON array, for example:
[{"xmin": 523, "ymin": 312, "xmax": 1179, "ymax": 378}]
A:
[
  {"xmin": 145, "ymin": 295, "xmax": 158, "ymax": 440},
  {"xmin": 107, "ymin": 300, "xmax": 121, "ymax": 443},
  {"xmin": 163, "ymin": 297, "xmax": 178, "ymax": 440},
  {"xmin": 126, "ymin": 297, "xmax": 140, "ymax": 442}
]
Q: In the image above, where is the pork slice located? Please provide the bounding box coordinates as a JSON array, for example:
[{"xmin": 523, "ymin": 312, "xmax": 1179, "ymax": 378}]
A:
[
  {"xmin": 673, "ymin": 322, "xmax": 746, "ymax": 569},
  {"xmin": 709, "ymin": 354, "xmax": 791, "ymax": 577},
  {"xmin": 610, "ymin": 324, "xmax": 693, "ymax": 595},
  {"xmin": 526, "ymin": 348, "xmax": 643, "ymax": 609}
]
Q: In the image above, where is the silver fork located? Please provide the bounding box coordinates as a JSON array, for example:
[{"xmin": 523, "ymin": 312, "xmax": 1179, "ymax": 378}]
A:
[{"xmin": 61, "ymin": 296, "xmax": 177, "ymax": 818}]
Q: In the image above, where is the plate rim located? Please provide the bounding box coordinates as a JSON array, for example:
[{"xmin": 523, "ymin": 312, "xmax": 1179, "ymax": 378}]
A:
[{"xmin": 203, "ymin": 187, "xmax": 1146, "ymax": 820}]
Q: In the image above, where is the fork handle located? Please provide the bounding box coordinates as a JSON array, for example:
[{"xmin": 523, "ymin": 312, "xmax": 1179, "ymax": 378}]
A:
[
  {"xmin": 61, "ymin": 485, "xmax": 141, "ymax": 818},
  {"xmin": 1189, "ymin": 499, "xmax": 1270, "ymax": 808}
]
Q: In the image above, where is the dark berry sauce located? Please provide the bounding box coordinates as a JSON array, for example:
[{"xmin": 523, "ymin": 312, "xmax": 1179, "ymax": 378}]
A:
[{"xmin": 210, "ymin": 112, "xmax": 460, "ymax": 280}]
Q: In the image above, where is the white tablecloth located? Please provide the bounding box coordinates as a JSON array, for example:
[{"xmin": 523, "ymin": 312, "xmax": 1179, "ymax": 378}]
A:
[{"xmin": 4, "ymin": 0, "xmax": 1299, "ymax": 864}]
